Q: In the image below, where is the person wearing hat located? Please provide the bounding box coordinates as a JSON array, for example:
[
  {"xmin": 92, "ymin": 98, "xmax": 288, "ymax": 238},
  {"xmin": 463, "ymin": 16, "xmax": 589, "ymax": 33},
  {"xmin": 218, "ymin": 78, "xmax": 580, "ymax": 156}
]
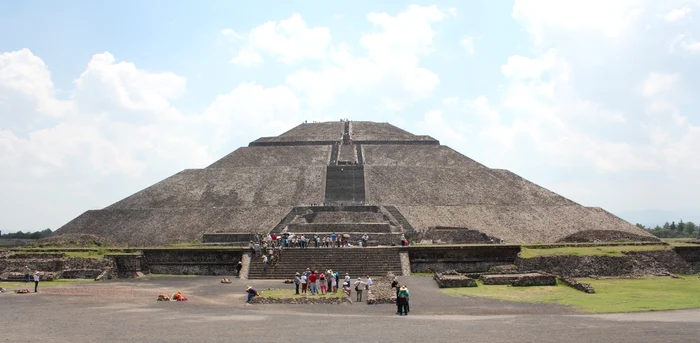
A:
[
  {"xmin": 33, "ymin": 271, "xmax": 40, "ymax": 293},
  {"xmin": 246, "ymin": 286, "xmax": 259, "ymax": 303},
  {"xmin": 397, "ymin": 285, "xmax": 409, "ymax": 315},
  {"xmin": 294, "ymin": 272, "xmax": 301, "ymax": 294},
  {"xmin": 344, "ymin": 272, "xmax": 351, "ymax": 287},
  {"xmin": 353, "ymin": 277, "xmax": 366, "ymax": 302}
]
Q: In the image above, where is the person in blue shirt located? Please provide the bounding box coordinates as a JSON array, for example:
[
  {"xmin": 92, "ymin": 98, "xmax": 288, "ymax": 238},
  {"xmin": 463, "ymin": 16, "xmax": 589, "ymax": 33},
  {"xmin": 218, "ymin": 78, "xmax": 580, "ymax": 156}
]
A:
[{"xmin": 246, "ymin": 286, "xmax": 259, "ymax": 303}]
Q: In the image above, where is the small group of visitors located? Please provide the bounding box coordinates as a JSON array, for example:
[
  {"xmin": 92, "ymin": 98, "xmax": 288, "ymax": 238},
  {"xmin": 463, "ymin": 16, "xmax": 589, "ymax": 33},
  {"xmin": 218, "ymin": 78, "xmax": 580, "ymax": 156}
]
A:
[{"xmin": 391, "ymin": 276, "xmax": 410, "ymax": 315}]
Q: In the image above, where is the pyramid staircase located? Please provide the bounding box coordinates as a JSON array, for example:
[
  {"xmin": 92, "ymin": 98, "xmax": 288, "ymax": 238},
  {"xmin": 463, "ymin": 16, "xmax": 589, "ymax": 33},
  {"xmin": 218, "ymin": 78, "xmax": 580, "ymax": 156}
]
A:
[{"xmin": 247, "ymin": 247, "xmax": 403, "ymax": 279}]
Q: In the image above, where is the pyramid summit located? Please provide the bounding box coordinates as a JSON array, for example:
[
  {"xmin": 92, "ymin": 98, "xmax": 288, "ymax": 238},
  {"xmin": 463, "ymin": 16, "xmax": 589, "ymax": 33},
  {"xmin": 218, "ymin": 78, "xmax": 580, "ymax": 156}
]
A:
[{"xmin": 56, "ymin": 120, "xmax": 656, "ymax": 246}]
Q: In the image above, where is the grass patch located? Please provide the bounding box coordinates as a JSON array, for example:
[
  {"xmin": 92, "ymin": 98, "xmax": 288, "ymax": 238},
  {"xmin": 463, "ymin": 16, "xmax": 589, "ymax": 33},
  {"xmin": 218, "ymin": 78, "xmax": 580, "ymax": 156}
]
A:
[
  {"xmin": 520, "ymin": 245, "xmax": 670, "ymax": 258},
  {"xmin": 442, "ymin": 277, "xmax": 700, "ymax": 313},
  {"xmin": 259, "ymin": 288, "xmax": 346, "ymax": 299}
]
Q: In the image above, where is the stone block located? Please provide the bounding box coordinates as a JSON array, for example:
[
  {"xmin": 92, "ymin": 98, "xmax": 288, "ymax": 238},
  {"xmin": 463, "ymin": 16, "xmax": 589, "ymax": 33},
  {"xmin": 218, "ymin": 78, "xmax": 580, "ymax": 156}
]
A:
[
  {"xmin": 511, "ymin": 273, "xmax": 556, "ymax": 287},
  {"xmin": 434, "ymin": 272, "xmax": 477, "ymax": 288}
]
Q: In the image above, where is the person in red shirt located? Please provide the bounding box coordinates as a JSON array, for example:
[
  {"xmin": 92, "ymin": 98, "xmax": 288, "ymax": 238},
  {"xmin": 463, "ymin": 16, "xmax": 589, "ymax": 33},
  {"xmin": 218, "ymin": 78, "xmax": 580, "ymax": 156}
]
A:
[{"xmin": 308, "ymin": 271, "xmax": 318, "ymax": 295}]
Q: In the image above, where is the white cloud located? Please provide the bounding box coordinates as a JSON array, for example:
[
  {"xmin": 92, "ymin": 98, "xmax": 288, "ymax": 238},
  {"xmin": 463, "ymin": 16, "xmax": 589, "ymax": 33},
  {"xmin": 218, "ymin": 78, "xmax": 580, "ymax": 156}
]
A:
[
  {"xmin": 665, "ymin": 7, "xmax": 691, "ymax": 22},
  {"xmin": 73, "ymin": 52, "xmax": 186, "ymax": 115},
  {"xmin": 670, "ymin": 34, "xmax": 700, "ymax": 53},
  {"xmin": 643, "ymin": 72, "xmax": 679, "ymax": 97},
  {"xmin": 286, "ymin": 5, "xmax": 444, "ymax": 110},
  {"xmin": 512, "ymin": 0, "xmax": 646, "ymax": 42},
  {"xmin": 501, "ymin": 48, "xmax": 565, "ymax": 80},
  {"xmin": 220, "ymin": 28, "xmax": 243, "ymax": 39},
  {"xmin": 230, "ymin": 49, "xmax": 263, "ymax": 66},
  {"xmin": 0, "ymin": 49, "xmax": 71, "ymax": 118},
  {"xmin": 232, "ymin": 13, "xmax": 331, "ymax": 65},
  {"xmin": 460, "ymin": 36, "xmax": 476, "ymax": 55}
]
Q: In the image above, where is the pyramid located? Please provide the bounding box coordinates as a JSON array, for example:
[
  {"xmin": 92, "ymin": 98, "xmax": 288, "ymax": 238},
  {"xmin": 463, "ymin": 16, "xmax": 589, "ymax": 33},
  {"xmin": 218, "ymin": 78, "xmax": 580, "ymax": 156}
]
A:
[{"xmin": 55, "ymin": 121, "xmax": 657, "ymax": 245}]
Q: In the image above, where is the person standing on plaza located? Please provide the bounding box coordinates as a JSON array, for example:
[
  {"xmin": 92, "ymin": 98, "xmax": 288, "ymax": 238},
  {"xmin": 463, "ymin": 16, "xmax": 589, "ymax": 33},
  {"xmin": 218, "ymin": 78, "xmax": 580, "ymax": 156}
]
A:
[
  {"xmin": 294, "ymin": 272, "xmax": 301, "ymax": 295},
  {"xmin": 235, "ymin": 261, "xmax": 243, "ymax": 278},
  {"xmin": 301, "ymin": 273, "xmax": 308, "ymax": 294},
  {"xmin": 319, "ymin": 271, "xmax": 327, "ymax": 295},
  {"xmin": 331, "ymin": 232, "xmax": 338, "ymax": 248},
  {"xmin": 33, "ymin": 271, "xmax": 40, "ymax": 292},
  {"xmin": 326, "ymin": 270, "xmax": 333, "ymax": 291},
  {"xmin": 354, "ymin": 277, "xmax": 366, "ymax": 302},
  {"xmin": 365, "ymin": 275, "xmax": 373, "ymax": 291},
  {"xmin": 309, "ymin": 270, "xmax": 318, "ymax": 295},
  {"xmin": 344, "ymin": 272, "xmax": 351, "ymax": 287},
  {"xmin": 397, "ymin": 285, "xmax": 409, "ymax": 315},
  {"xmin": 342, "ymin": 282, "xmax": 352, "ymax": 304}
]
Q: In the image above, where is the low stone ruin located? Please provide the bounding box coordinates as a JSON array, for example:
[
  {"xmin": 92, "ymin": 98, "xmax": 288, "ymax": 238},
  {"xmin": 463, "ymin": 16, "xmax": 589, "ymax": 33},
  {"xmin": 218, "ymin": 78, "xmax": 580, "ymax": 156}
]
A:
[
  {"xmin": 433, "ymin": 270, "xmax": 477, "ymax": 288},
  {"xmin": 480, "ymin": 273, "xmax": 556, "ymax": 286},
  {"xmin": 559, "ymin": 277, "xmax": 595, "ymax": 293}
]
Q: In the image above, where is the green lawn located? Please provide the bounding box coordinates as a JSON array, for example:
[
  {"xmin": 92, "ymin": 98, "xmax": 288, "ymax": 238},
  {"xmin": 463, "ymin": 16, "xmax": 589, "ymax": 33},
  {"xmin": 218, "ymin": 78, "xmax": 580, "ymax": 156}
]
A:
[
  {"xmin": 259, "ymin": 288, "xmax": 345, "ymax": 299},
  {"xmin": 442, "ymin": 277, "xmax": 700, "ymax": 313},
  {"xmin": 520, "ymin": 245, "xmax": 670, "ymax": 258}
]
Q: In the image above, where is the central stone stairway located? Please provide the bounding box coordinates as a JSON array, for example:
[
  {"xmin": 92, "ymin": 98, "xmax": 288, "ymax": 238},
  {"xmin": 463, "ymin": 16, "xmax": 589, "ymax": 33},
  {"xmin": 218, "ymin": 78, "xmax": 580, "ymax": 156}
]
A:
[
  {"xmin": 324, "ymin": 165, "xmax": 365, "ymax": 205},
  {"xmin": 247, "ymin": 247, "xmax": 403, "ymax": 279}
]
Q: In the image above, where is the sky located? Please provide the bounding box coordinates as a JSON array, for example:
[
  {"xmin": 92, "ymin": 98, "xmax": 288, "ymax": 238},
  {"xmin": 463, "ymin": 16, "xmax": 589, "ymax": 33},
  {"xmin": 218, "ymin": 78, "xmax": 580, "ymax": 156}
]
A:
[{"xmin": 1, "ymin": 0, "xmax": 700, "ymax": 233}]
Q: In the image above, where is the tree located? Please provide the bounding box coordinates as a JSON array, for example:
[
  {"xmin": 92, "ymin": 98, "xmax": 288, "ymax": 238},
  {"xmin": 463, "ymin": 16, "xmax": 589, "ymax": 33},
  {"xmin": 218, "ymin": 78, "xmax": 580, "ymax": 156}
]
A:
[
  {"xmin": 663, "ymin": 222, "xmax": 670, "ymax": 230},
  {"xmin": 670, "ymin": 221, "xmax": 677, "ymax": 231},
  {"xmin": 686, "ymin": 221, "xmax": 697, "ymax": 236},
  {"xmin": 678, "ymin": 220, "xmax": 686, "ymax": 233}
]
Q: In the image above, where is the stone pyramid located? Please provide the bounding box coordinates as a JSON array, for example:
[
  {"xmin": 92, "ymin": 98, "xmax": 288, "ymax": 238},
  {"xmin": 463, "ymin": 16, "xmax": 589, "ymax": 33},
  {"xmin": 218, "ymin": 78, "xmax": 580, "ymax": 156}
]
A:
[{"xmin": 55, "ymin": 121, "xmax": 656, "ymax": 245}]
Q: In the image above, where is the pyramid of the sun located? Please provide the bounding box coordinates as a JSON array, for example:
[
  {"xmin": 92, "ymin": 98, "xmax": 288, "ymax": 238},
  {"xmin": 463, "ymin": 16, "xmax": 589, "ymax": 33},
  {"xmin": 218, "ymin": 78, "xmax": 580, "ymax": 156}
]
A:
[{"xmin": 56, "ymin": 121, "xmax": 656, "ymax": 245}]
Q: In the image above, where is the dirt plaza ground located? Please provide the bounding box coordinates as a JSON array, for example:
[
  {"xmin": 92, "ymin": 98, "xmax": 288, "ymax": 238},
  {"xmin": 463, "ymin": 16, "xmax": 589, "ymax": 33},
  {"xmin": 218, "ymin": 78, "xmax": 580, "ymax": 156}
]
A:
[{"xmin": 1, "ymin": 276, "xmax": 699, "ymax": 343}]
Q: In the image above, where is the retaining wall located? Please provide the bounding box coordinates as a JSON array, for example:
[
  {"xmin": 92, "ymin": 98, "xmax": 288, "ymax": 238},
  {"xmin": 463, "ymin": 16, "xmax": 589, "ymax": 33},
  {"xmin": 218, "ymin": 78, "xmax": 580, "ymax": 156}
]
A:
[
  {"xmin": 673, "ymin": 245, "xmax": 700, "ymax": 272},
  {"xmin": 141, "ymin": 249, "xmax": 243, "ymax": 275},
  {"xmin": 408, "ymin": 245, "xmax": 520, "ymax": 273}
]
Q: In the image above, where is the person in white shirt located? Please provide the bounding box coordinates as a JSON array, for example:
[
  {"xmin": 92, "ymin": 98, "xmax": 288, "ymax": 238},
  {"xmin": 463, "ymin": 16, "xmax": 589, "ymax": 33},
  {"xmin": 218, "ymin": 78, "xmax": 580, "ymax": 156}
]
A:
[
  {"xmin": 33, "ymin": 271, "xmax": 40, "ymax": 292},
  {"xmin": 365, "ymin": 275, "xmax": 373, "ymax": 291}
]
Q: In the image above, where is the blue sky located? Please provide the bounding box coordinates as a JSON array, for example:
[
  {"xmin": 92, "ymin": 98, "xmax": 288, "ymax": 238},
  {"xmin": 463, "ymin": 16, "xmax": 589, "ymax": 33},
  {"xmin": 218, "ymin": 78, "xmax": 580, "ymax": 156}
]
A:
[{"xmin": 1, "ymin": 0, "xmax": 700, "ymax": 232}]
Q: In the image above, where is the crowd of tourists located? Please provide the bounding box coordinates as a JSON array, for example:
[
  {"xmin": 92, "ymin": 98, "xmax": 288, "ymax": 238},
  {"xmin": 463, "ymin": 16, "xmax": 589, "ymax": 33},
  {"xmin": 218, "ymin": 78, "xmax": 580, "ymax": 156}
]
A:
[{"xmin": 244, "ymin": 272, "xmax": 410, "ymax": 315}]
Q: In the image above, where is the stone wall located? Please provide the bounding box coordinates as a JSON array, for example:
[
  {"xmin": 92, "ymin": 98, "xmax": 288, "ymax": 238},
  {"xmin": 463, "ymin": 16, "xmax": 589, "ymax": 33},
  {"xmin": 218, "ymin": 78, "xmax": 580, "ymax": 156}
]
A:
[
  {"xmin": 0, "ymin": 252, "xmax": 114, "ymax": 280},
  {"xmin": 516, "ymin": 249, "xmax": 695, "ymax": 277},
  {"xmin": 141, "ymin": 249, "xmax": 243, "ymax": 275},
  {"xmin": 673, "ymin": 246, "xmax": 700, "ymax": 272},
  {"xmin": 408, "ymin": 245, "xmax": 520, "ymax": 273}
]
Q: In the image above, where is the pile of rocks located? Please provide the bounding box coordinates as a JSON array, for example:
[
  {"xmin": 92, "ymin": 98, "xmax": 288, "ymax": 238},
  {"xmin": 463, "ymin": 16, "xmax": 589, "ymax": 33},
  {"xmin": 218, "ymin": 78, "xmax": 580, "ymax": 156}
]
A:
[{"xmin": 365, "ymin": 276, "xmax": 396, "ymax": 304}]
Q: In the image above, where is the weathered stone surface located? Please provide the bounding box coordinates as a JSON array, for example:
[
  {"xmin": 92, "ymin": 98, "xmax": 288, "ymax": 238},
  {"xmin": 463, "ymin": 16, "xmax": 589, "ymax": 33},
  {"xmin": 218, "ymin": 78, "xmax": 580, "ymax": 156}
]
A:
[
  {"xmin": 516, "ymin": 250, "xmax": 695, "ymax": 277},
  {"xmin": 673, "ymin": 246, "xmax": 700, "ymax": 272},
  {"xmin": 480, "ymin": 273, "xmax": 548, "ymax": 285},
  {"xmin": 489, "ymin": 264, "xmax": 518, "ymax": 274},
  {"xmin": 434, "ymin": 272, "xmax": 477, "ymax": 288},
  {"xmin": 511, "ymin": 273, "xmax": 556, "ymax": 287}
]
